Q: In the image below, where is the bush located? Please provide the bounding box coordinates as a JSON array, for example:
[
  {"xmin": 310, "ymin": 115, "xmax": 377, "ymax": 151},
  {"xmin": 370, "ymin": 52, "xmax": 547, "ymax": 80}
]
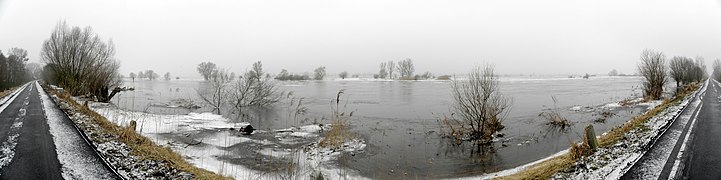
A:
[{"xmin": 441, "ymin": 65, "xmax": 512, "ymax": 144}]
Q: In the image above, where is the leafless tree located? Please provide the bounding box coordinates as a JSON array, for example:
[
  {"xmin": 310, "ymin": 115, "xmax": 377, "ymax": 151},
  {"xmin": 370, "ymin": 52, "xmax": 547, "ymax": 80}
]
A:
[
  {"xmin": 669, "ymin": 56, "xmax": 687, "ymax": 87},
  {"xmin": 25, "ymin": 62, "xmax": 43, "ymax": 80},
  {"xmin": 638, "ymin": 49, "xmax": 667, "ymax": 100},
  {"xmin": 164, "ymin": 72, "xmax": 171, "ymax": 81},
  {"xmin": 313, "ymin": 66, "xmax": 326, "ymax": 80},
  {"xmin": 226, "ymin": 61, "xmax": 283, "ymax": 116},
  {"xmin": 129, "ymin": 72, "xmax": 136, "ymax": 82},
  {"xmin": 7, "ymin": 48, "xmax": 29, "ymax": 83},
  {"xmin": 198, "ymin": 69, "xmax": 230, "ymax": 114},
  {"xmin": 378, "ymin": 62, "xmax": 388, "ymax": 79},
  {"xmin": 608, "ymin": 69, "xmax": 618, "ymax": 76},
  {"xmin": 447, "ymin": 64, "xmax": 512, "ymax": 144},
  {"xmin": 387, "ymin": 60, "xmax": 395, "ymax": 79},
  {"xmin": 248, "ymin": 61, "xmax": 264, "ymax": 81},
  {"xmin": 40, "ymin": 21, "xmax": 124, "ymax": 102},
  {"xmin": 339, "ymin": 71, "xmax": 348, "ymax": 79},
  {"xmin": 669, "ymin": 56, "xmax": 706, "ymax": 91},
  {"xmin": 145, "ymin": 70, "xmax": 158, "ymax": 80},
  {"xmin": 713, "ymin": 59, "xmax": 721, "ymax": 81},
  {"xmin": 397, "ymin": 58, "xmax": 415, "ymax": 79},
  {"xmin": 197, "ymin": 62, "xmax": 217, "ymax": 81}
]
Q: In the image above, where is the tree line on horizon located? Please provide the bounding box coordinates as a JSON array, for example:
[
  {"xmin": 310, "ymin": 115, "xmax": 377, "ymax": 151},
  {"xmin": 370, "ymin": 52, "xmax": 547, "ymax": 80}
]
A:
[{"xmin": 0, "ymin": 48, "xmax": 37, "ymax": 90}]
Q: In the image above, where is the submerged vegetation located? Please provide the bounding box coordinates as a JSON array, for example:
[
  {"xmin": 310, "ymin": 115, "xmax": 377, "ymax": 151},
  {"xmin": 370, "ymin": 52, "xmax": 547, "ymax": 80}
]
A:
[
  {"xmin": 502, "ymin": 79, "xmax": 701, "ymax": 179},
  {"xmin": 539, "ymin": 96, "xmax": 572, "ymax": 129},
  {"xmin": 197, "ymin": 61, "xmax": 283, "ymax": 115},
  {"xmin": 439, "ymin": 64, "xmax": 512, "ymax": 144}
]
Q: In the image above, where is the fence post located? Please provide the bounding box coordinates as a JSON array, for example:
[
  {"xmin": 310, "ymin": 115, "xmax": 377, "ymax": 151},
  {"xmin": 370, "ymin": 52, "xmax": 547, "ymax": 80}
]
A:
[{"xmin": 585, "ymin": 125, "xmax": 598, "ymax": 151}]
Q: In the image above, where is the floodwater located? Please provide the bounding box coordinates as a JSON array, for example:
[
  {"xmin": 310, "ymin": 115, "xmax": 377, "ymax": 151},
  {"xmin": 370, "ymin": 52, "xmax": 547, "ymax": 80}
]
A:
[{"xmin": 111, "ymin": 76, "xmax": 657, "ymax": 178}]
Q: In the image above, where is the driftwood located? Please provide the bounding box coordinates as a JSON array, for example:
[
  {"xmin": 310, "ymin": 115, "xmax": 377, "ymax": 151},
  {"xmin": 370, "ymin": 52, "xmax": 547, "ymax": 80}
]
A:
[{"xmin": 107, "ymin": 87, "xmax": 135, "ymax": 102}]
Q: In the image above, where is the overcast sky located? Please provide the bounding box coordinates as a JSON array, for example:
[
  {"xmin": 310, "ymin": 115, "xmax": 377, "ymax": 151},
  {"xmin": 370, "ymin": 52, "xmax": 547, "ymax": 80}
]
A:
[{"xmin": 1, "ymin": 0, "xmax": 721, "ymax": 78}]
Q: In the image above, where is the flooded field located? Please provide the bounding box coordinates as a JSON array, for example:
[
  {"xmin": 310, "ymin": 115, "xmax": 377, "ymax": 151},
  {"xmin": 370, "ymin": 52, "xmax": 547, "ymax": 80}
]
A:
[{"xmin": 105, "ymin": 76, "xmax": 657, "ymax": 178}]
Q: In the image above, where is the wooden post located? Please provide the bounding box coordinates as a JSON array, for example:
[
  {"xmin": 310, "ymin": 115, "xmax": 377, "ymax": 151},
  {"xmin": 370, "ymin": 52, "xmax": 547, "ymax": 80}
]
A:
[
  {"xmin": 129, "ymin": 120, "xmax": 137, "ymax": 131},
  {"xmin": 585, "ymin": 125, "xmax": 598, "ymax": 151}
]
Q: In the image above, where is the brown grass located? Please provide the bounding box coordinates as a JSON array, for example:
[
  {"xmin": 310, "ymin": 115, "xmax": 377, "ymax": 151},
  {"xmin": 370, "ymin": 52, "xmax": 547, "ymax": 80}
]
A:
[
  {"xmin": 45, "ymin": 86, "xmax": 227, "ymax": 180},
  {"xmin": 319, "ymin": 119, "xmax": 354, "ymax": 148},
  {"xmin": 499, "ymin": 82, "xmax": 700, "ymax": 179},
  {"xmin": 0, "ymin": 87, "xmax": 17, "ymax": 99}
]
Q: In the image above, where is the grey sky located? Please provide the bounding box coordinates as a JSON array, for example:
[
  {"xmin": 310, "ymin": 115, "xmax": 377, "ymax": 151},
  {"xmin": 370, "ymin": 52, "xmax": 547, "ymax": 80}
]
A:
[{"xmin": 2, "ymin": 0, "xmax": 721, "ymax": 78}]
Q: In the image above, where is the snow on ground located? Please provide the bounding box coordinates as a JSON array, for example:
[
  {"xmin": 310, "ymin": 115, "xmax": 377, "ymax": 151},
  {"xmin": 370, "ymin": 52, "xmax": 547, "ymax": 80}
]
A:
[
  {"xmin": 37, "ymin": 82, "xmax": 116, "ymax": 179},
  {"xmin": 90, "ymin": 101, "xmax": 368, "ymax": 179},
  {"xmin": 448, "ymin": 86, "xmax": 699, "ymax": 180},
  {"xmin": 44, "ymin": 85, "xmax": 193, "ymax": 179},
  {"xmin": 551, "ymin": 84, "xmax": 703, "ymax": 179},
  {"xmin": 0, "ymin": 83, "xmax": 29, "ymax": 172},
  {"xmin": 451, "ymin": 149, "xmax": 569, "ymax": 180}
]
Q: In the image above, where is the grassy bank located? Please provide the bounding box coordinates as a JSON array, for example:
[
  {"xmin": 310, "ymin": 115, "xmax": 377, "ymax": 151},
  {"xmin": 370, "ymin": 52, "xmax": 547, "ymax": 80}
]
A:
[
  {"xmin": 499, "ymin": 82, "xmax": 701, "ymax": 179},
  {"xmin": 43, "ymin": 85, "xmax": 227, "ymax": 180}
]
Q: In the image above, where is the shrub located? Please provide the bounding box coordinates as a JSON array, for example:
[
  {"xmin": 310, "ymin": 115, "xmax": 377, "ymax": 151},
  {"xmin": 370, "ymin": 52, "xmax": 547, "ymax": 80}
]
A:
[{"xmin": 442, "ymin": 65, "xmax": 512, "ymax": 144}]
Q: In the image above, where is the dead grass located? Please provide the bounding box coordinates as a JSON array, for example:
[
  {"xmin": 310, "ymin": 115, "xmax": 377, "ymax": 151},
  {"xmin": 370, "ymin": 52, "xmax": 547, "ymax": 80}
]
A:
[
  {"xmin": 499, "ymin": 82, "xmax": 700, "ymax": 179},
  {"xmin": 319, "ymin": 90, "xmax": 355, "ymax": 148},
  {"xmin": 0, "ymin": 87, "xmax": 17, "ymax": 99},
  {"xmin": 319, "ymin": 119, "xmax": 353, "ymax": 148},
  {"xmin": 45, "ymin": 86, "xmax": 228, "ymax": 180}
]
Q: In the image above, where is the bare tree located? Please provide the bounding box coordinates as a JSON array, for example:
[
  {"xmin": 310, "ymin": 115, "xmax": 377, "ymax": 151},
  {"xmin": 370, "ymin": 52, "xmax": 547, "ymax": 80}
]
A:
[
  {"xmin": 608, "ymin": 69, "xmax": 618, "ymax": 76},
  {"xmin": 339, "ymin": 71, "xmax": 348, "ymax": 79},
  {"xmin": 313, "ymin": 66, "xmax": 326, "ymax": 80},
  {"xmin": 638, "ymin": 49, "xmax": 667, "ymax": 100},
  {"xmin": 40, "ymin": 21, "xmax": 124, "ymax": 102},
  {"xmin": 669, "ymin": 56, "xmax": 686, "ymax": 87},
  {"xmin": 225, "ymin": 61, "xmax": 283, "ymax": 116},
  {"xmin": 198, "ymin": 69, "xmax": 230, "ymax": 114},
  {"xmin": 397, "ymin": 58, "xmax": 415, "ymax": 79},
  {"xmin": 378, "ymin": 62, "xmax": 388, "ymax": 79},
  {"xmin": 0, "ymin": 49, "xmax": 31, "ymax": 89},
  {"xmin": 387, "ymin": 60, "xmax": 395, "ymax": 79},
  {"xmin": 248, "ymin": 61, "xmax": 264, "ymax": 81},
  {"xmin": 25, "ymin": 62, "xmax": 43, "ymax": 80},
  {"xmin": 145, "ymin": 70, "xmax": 158, "ymax": 80},
  {"xmin": 164, "ymin": 72, "xmax": 171, "ymax": 81},
  {"xmin": 7, "ymin": 48, "xmax": 29, "ymax": 84},
  {"xmin": 197, "ymin": 62, "xmax": 217, "ymax": 81},
  {"xmin": 713, "ymin": 59, "xmax": 721, "ymax": 81},
  {"xmin": 446, "ymin": 64, "xmax": 511, "ymax": 144}
]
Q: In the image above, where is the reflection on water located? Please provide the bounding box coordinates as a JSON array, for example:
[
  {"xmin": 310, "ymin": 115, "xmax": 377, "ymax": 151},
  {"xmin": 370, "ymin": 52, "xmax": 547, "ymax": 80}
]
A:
[{"xmin": 112, "ymin": 76, "xmax": 652, "ymax": 178}]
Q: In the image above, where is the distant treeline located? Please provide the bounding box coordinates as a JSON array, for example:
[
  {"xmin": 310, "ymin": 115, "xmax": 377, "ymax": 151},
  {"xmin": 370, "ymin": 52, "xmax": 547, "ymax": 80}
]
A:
[{"xmin": 0, "ymin": 48, "xmax": 35, "ymax": 90}]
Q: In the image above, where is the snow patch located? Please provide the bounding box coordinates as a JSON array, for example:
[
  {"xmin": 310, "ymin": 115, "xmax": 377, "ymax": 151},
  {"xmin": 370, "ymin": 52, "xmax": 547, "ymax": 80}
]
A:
[{"xmin": 37, "ymin": 82, "xmax": 116, "ymax": 179}]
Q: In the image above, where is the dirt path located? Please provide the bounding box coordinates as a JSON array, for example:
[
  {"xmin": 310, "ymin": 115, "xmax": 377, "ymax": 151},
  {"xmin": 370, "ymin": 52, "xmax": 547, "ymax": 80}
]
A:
[{"xmin": 0, "ymin": 82, "xmax": 118, "ymax": 179}]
